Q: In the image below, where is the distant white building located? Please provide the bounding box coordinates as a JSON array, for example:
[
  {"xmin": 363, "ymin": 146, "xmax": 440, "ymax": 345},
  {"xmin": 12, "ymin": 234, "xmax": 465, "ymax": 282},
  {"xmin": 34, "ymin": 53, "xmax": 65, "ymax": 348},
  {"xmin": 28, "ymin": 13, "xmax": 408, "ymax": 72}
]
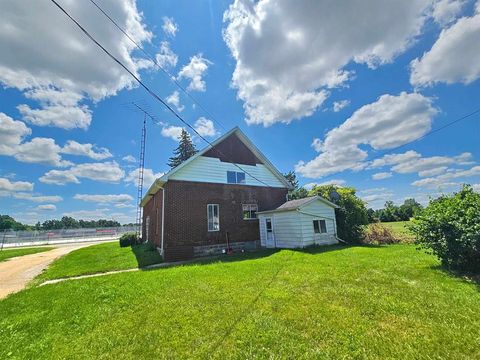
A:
[{"xmin": 258, "ymin": 196, "xmax": 340, "ymax": 248}]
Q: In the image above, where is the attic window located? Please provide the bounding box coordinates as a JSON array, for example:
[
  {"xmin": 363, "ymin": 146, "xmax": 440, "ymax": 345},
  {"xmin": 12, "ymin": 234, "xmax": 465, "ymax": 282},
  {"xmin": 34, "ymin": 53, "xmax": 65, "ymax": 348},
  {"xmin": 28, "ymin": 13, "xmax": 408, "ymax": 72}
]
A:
[{"xmin": 227, "ymin": 171, "xmax": 246, "ymax": 184}]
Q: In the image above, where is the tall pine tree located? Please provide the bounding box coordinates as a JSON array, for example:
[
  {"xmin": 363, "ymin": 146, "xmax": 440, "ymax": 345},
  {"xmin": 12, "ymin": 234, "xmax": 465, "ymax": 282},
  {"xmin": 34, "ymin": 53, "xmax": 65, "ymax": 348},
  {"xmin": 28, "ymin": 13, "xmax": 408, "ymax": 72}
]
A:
[{"xmin": 167, "ymin": 129, "xmax": 198, "ymax": 168}]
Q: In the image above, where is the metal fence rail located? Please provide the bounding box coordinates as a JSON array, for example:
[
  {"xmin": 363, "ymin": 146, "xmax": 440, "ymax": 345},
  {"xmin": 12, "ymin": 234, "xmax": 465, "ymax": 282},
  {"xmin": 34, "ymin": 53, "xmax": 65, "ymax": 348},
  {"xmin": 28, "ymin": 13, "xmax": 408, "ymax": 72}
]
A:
[{"xmin": 0, "ymin": 226, "xmax": 138, "ymax": 249}]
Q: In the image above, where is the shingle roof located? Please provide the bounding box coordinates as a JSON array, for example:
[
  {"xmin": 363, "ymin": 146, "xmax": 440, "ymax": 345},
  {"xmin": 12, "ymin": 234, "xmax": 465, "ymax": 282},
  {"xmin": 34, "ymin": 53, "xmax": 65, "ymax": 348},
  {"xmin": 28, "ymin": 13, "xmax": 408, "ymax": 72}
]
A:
[{"xmin": 258, "ymin": 195, "xmax": 339, "ymax": 214}]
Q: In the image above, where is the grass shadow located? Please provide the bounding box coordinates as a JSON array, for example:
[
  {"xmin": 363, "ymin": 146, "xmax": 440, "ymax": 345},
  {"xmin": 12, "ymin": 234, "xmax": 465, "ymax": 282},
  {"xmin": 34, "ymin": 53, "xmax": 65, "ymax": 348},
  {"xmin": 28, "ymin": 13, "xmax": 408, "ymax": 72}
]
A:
[
  {"xmin": 131, "ymin": 243, "xmax": 163, "ymax": 268},
  {"xmin": 430, "ymin": 264, "xmax": 480, "ymax": 289}
]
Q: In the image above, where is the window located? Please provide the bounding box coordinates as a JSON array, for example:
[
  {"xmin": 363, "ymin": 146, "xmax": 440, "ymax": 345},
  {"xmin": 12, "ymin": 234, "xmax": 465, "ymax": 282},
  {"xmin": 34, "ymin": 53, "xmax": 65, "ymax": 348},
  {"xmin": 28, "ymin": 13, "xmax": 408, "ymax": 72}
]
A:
[
  {"xmin": 242, "ymin": 204, "xmax": 258, "ymax": 219},
  {"xmin": 313, "ymin": 219, "xmax": 327, "ymax": 234},
  {"xmin": 207, "ymin": 204, "xmax": 219, "ymax": 231},
  {"xmin": 227, "ymin": 171, "xmax": 246, "ymax": 184},
  {"xmin": 266, "ymin": 218, "xmax": 272, "ymax": 232}
]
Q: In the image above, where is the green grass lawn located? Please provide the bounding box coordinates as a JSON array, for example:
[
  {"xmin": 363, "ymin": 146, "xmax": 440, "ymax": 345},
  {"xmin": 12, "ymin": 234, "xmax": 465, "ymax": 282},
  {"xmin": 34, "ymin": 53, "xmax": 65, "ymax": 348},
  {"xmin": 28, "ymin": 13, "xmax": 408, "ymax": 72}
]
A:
[
  {"xmin": 1, "ymin": 244, "xmax": 479, "ymax": 359},
  {"xmin": 380, "ymin": 221, "xmax": 414, "ymax": 239},
  {"xmin": 34, "ymin": 241, "xmax": 162, "ymax": 283},
  {"xmin": 0, "ymin": 247, "xmax": 52, "ymax": 262}
]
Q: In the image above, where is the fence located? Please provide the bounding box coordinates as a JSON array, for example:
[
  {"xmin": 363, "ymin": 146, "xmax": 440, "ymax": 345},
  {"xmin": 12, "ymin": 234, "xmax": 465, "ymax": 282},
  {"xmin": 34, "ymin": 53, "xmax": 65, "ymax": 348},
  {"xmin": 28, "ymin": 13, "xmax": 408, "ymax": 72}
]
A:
[{"xmin": 0, "ymin": 226, "xmax": 138, "ymax": 249}]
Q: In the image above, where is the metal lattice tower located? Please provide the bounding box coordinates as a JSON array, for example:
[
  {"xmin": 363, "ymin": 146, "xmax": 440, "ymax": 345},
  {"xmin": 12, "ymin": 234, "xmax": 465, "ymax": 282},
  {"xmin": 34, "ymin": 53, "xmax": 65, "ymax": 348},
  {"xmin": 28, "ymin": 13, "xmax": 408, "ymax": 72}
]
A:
[{"xmin": 135, "ymin": 114, "xmax": 146, "ymax": 238}]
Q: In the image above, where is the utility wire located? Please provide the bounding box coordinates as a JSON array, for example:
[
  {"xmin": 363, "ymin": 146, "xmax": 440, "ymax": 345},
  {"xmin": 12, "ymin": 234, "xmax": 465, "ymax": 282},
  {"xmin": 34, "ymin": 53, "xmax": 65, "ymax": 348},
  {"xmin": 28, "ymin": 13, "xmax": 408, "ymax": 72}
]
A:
[
  {"xmin": 50, "ymin": 0, "xmax": 274, "ymax": 188},
  {"xmin": 87, "ymin": 0, "xmax": 227, "ymax": 132},
  {"xmin": 314, "ymin": 108, "xmax": 480, "ymax": 184}
]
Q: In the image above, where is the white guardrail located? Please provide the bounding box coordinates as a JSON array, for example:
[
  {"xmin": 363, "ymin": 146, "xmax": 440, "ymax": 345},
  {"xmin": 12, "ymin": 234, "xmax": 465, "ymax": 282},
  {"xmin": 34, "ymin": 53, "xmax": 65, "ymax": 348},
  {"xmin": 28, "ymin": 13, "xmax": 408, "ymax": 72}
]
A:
[{"xmin": 0, "ymin": 226, "xmax": 139, "ymax": 249}]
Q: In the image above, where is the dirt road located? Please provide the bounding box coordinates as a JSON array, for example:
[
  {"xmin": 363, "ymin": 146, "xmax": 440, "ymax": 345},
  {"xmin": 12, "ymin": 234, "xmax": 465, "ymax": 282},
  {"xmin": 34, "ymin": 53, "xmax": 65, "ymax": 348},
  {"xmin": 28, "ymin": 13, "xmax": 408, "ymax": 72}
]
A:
[{"xmin": 0, "ymin": 242, "xmax": 111, "ymax": 299}]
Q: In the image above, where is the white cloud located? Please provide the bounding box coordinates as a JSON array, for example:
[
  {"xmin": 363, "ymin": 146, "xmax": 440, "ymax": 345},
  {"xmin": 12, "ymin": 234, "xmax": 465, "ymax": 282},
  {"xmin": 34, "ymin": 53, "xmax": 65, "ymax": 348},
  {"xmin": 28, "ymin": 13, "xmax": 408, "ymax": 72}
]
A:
[
  {"xmin": 472, "ymin": 183, "xmax": 480, "ymax": 192},
  {"xmin": 295, "ymin": 92, "xmax": 437, "ymax": 178},
  {"xmin": 61, "ymin": 140, "xmax": 112, "ymax": 160},
  {"xmin": 194, "ymin": 117, "xmax": 218, "ymax": 137},
  {"xmin": 36, "ymin": 204, "xmax": 56, "ymax": 211},
  {"xmin": 0, "ymin": 1, "xmax": 153, "ymax": 129},
  {"xmin": 74, "ymin": 194, "xmax": 134, "ymax": 204},
  {"xmin": 162, "ymin": 16, "xmax": 178, "ymax": 37},
  {"xmin": 412, "ymin": 165, "xmax": 480, "ymax": 188},
  {"xmin": 223, "ymin": 0, "xmax": 432, "ymax": 126},
  {"xmin": 155, "ymin": 41, "xmax": 178, "ymax": 68},
  {"xmin": 411, "ymin": 5, "xmax": 480, "ymax": 86},
  {"xmin": 39, "ymin": 161, "xmax": 125, "ymax": 185},
  {"xmin": 359, "ymin": 187, "xmax": 395, "ymax": 209},
  {"xmin": 125, "ymin": 168, "xmax": 164, "ymax": 189},
  {"xmin": 177, "ymin": 54, "xmax": 211, "ymax": 92},
  {"xmin": 0, "ymin": 177, "xmax": 33, "ymax": 192},
  {"xmin": 332, "ymin": 100, "xmax": 351, "ymax": 112},
  {"xmin": 431, "ymin": 0, "xmax": 466, "ymax": 25},
  {"xmin": 161, "ymin": 125, "xmax": 184, "ymax": 141},
  {"xmin": 372, "ymin": 172, "xmax": 393, "ymax": 180},
  {"xmin": 166, "ymin": 90, "xmax": 184, "ymax": 112},
  {"xmin": 122, "ymin": 155, "xmax": 136, "ymax": 163},
  {"xmin": 14, "ymin": 138, "xmax": 72, "ymax": 167},
  {"xmin": 13, "ymin": 193, "xmax": 63, "ymax": 203},
  {"xmin": 303, "ymin": 179, "xmax": 346, "ymax": 190}
]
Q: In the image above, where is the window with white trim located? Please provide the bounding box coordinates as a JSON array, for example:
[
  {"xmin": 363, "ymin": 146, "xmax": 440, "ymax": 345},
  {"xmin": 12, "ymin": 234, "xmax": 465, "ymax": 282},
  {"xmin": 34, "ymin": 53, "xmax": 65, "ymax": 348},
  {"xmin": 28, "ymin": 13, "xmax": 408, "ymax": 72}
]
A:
[
  {"xmin": 313, "ymin": 219, "xmax": 327, "ymax": 234},
  {"xmin": 242, "ymin": 204, "xmax": 258, "ymax": 220},
  {"xmin": 227, "ymin": 171, "xmax": 246, "ymax": 184},
  {"xmin": 207, "ymin": 204, "xmax": 220, "ymax": 231}
]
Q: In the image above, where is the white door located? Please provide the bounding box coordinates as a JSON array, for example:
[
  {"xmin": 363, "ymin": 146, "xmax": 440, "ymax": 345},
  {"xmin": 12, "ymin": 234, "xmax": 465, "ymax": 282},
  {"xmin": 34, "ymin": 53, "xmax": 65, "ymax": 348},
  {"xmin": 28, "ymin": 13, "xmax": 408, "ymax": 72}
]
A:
[{"xmin": 265, "ymin": 218, "xmax": 275, "ymax": 248}]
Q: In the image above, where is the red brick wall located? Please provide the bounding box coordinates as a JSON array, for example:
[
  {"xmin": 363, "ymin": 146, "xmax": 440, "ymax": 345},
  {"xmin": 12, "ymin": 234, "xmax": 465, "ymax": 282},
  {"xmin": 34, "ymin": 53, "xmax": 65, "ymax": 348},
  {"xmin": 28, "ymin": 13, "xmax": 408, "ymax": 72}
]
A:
[
  {"xmin": 163, "ymin": 180, "xmax": 287, "ymax": 249},
  {"xmin": 142, "ymin": 189, "xmax": 163, "ymax": 247}
]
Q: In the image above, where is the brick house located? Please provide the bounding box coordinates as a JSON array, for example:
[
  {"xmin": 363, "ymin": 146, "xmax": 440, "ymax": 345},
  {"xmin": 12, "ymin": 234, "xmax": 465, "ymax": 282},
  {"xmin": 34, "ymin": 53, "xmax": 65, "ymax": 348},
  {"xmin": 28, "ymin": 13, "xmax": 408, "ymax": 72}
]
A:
[{"xmin": 140, "ymin": 127, "xmax": 293, "ymax": 261}]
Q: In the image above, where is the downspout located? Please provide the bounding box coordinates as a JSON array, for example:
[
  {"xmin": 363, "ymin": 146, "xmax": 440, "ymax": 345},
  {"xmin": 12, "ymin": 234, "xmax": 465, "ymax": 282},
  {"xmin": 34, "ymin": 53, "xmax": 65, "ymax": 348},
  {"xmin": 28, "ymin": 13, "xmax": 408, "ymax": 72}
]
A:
[{"xmin": 160, "ymin": 187, "xmax": 165, "ymax": 256}]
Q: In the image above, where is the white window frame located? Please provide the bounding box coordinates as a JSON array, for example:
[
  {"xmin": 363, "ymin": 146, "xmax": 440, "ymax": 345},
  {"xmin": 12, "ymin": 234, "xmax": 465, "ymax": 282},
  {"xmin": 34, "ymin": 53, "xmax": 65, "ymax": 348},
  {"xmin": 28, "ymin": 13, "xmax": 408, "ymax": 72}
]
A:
[
  {"xmin": 242, "ymin": 204, "xmax": 258, "ymax": 220},
  {"xmin": 207, "ymin": 204, "xmax": 220, "ymax": 232}
]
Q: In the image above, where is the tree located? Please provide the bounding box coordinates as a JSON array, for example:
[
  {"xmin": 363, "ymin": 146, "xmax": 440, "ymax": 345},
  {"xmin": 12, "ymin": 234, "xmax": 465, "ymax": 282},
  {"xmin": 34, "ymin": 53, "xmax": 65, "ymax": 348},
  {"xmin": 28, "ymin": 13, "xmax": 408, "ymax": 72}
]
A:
[
  {"xmin": 308, "ymin": 185, "xmax": 368, "ymax": 243},
  {"xmin": 0, "ymin": 215, "xmax": 28, "ymax": 231},
  {"xmin": 167, "ymin": 129, "xmax": 198, "ymax": 168},
  {"xmin": 410, "ymin": 185, "xmax": 480, "ymax": 272},
  {"xmin": 398, "ymin": 198, "xmax": 422, "ymax": 220},
  {"xmin": 283, "ymin": 170, "xmax": 308, "ymax": 200}
]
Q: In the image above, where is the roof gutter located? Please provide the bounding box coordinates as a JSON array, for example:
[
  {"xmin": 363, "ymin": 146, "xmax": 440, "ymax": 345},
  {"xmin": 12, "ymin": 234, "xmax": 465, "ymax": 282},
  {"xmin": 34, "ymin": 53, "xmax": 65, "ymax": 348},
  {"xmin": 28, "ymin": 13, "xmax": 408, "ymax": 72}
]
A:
[{"xmin": 140, "ymin": 179, "xmax": 165, "ymax": 207}]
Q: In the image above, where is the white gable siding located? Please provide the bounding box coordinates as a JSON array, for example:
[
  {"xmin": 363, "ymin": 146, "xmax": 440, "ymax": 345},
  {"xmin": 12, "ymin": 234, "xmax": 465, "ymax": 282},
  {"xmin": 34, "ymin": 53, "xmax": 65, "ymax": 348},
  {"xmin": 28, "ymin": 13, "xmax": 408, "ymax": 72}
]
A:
[{"xmin": 169, "ymin": 156, "xmax": 286, "ymax": 187}]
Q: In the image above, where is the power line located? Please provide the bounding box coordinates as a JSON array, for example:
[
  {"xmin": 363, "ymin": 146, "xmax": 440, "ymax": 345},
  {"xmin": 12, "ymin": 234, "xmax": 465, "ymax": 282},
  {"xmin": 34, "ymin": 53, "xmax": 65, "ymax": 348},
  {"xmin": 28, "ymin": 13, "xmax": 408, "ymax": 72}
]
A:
[
  {"xmin": 50, "ymin": 0, "xmax": 273, "ymax": 188},
  {"xmin": 87, "ymin": 0, "xmax": 227, "ymax": 132},
  {"xmin": 314, "ymin": 108, "xmax": 480, "ymax": 183}
]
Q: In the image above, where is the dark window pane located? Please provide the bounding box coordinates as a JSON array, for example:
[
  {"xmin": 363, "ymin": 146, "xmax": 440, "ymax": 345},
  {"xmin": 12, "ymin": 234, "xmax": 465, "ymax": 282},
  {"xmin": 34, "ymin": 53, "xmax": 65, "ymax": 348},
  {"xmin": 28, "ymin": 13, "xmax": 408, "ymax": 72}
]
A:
[
  {"xmin": 266, "ymin": 219, "xmax": 272, "ymax": 232},
  {"xmin": 236, "ymin": 172, "xmax": 246, "ymax": 184},
  {"xmin": 313, "ymin": 220, "xmax": 320, "ymax": 233},
  {"xmin": 320, "ymin": 220, "xmax": 327, "ymax": 233},
  {"xmin": 227, "ymin": 171, "xmax": 236, "ymax": 183}
]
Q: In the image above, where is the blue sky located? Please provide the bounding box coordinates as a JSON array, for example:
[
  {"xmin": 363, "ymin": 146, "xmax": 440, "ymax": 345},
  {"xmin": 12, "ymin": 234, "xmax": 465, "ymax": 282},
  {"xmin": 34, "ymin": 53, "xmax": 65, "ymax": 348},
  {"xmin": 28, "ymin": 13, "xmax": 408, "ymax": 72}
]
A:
[{"xmin": 1, "ymin": 0, "xmax": 479, "ymax": 224}]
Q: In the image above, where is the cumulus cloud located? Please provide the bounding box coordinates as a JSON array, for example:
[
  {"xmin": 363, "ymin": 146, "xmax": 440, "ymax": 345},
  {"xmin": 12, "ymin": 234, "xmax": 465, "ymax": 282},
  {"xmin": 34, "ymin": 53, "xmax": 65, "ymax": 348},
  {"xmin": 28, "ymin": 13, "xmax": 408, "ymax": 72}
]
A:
[
  {"xmin": 0, "ymin": 0, "xmax": 152, "ymax": 129},
  {"xmin": 74, "ymin": 194, "xmax": 134, "ymax": 204},
  {"xmin": 411, "ymin": 5, "xmax": 480, "ymax": 86},
  {"xmin": 295, "ymin": 92, "xmax": 437, "ymax": 178},
  {"xmin": 372, "ymin": 172, "xmax": 393, "ymax": 180},
  {"xmin": 12, "ymin": 193, "xmax": 63, "ymax": 203},
  {"xmin": 39, "ymin": 161, "xmax": 125, "ymax": 185},
  {"xmin": 166, "ymin": 90, "xmax": 184, "ymax": 112},
  {"xmin": 223, "ymin": 0, "xmax": 432, "ymax": 126},
  {"xmin": 61, "ymin": 140, "xmax": 112, "ymax": 160},
  {"xmin": 0, "ymin": 177, "xmax": 33, "ymax": 192},
  {"xmin": 412, "ymin": 165, "xmax": 480, "ymax": 189},
  {"xmin": 161, "ymin": 125, "xmax": 184, "ymax": 141},
  {"xmin": 155, "ymin": 41, "xmax": 178, "ymax": 68},
  {"xmin": 125, "ymin": 168, "xmax": 164, "ymax": 189},
  {"xmin": 359, "ymin": 188, "xmax": 395, "ymax": 209},
  {"xmin": 177, "ymin": 54, "xmax": 211, "ymax": 92},
  {"xmin": 333, "ymin": 100, "xmax": 351, "ymax": 112},
  {"xmin": 36, "ymin": 204, "xmax": 56, "ymax": 211},
  {"xmin": 194, "ymin": 117, "xmax": 218, "ymax": 137},
  {"xmin": 162, "ymin": 16, "xmax": 178, "ymax": 36},
  {"xmin": 122, "ymin": 155, "xmax": 136, "ymax": 163},
  {"xmin": 431, "ymin": 0, "xmax": 466, "ymax": 25},
  {"xmin": 303, "ymin": 179, "xmax": 346, "ymax": 190}
]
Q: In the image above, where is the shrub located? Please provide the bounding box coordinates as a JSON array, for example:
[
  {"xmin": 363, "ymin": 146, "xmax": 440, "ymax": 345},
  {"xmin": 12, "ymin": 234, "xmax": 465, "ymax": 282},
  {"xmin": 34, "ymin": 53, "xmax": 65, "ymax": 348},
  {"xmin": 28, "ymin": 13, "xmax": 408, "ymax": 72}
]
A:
[
  {"xmin": 363, "ymin": 223, "xmax": 401, "ymax": 245},
  {"xmin": 409, "ymin": 185, "xmax": 480, "ymax": 272},
  {"xmin": 119, "ymin": 233, "xmax": 139, "ymax": 247}
]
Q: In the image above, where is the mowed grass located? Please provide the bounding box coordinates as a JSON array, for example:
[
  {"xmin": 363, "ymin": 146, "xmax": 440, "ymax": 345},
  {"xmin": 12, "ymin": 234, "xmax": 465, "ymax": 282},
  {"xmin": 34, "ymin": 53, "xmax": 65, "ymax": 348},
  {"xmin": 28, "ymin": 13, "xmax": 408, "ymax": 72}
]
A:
[
  {"xmin": 0, "ymin": 247, "xmax": 52, "ymax": 262},
  {"xmin": 1, "ymin": 245, "xmax": 479, "ymax": 359},
  {"xmin": 381, "ymin": 221, "xmax": 414, "ymax": 239},
  {"xmin": 34, "ymin": 241, "xmax": 162, "ymax": 283}
]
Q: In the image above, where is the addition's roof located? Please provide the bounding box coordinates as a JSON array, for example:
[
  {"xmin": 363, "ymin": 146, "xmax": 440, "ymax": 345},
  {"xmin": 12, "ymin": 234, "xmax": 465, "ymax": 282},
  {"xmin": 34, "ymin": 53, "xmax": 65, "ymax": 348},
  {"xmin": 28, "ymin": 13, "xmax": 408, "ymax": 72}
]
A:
[
  {"xmin": 141, "ymin": 127, "xmax": 293, "ymax": 206},
  {"xmin": 257, "ymin": 195, "xmax": 339, "ymax": 214}
]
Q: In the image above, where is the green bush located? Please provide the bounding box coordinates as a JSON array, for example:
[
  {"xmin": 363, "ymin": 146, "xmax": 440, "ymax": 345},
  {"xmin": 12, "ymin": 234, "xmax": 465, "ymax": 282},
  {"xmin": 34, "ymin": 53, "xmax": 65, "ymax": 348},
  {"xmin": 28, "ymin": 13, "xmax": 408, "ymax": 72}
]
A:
[
  {"xmin": 410, "ymin": 185, "xmax": 480, "ymax": 272},
  {"xmin": 363, "ymin": 223, "xmax": 401, "ymax": 245},
  {"xmin": 119, "ymin": 233, "xmax": 139, "ymax": 247}
]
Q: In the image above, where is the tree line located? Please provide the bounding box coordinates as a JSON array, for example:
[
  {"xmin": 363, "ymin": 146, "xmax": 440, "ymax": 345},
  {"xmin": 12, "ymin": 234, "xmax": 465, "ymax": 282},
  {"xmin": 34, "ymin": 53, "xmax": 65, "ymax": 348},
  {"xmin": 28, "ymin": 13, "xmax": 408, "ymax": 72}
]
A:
[{"xmin": 0, "ymin": 215, "xmax": 134, "ymax": 231}]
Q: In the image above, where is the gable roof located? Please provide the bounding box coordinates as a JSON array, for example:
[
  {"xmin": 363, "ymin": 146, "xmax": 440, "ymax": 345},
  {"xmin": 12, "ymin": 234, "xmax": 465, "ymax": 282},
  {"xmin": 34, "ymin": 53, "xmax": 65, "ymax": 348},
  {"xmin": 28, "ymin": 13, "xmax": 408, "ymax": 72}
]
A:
[
  {"xmin": 257, "ymin": 195, "xmax": 339, "ymax": 214},
  {"xmin": 141, "ymin": 127, "xmax": 293, "ymax": 206}
]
